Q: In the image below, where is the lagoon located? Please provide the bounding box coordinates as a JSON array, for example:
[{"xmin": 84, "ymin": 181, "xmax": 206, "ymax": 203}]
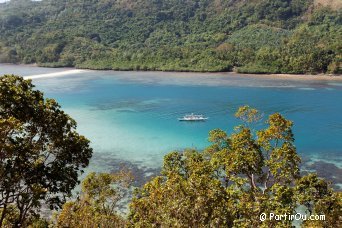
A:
[{"xmin": 1, "ymin": 64, "xmax": 341, "ymax": 188}]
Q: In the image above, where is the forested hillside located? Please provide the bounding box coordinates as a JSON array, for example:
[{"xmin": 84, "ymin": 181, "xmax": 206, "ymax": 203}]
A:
[{"xmin": 0, "ymin": 0, "xmax": 341, "ymax": 74}]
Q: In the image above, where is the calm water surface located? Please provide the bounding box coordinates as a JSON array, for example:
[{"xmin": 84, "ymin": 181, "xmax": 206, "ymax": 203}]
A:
[{"xmin": 1, "ymin": 65, "xmax": 341, "ymax": 187}]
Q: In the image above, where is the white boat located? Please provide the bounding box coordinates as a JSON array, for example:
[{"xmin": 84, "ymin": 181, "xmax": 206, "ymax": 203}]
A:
[{"xmin": 178, "ymin": 113, "xmax": 208, "ymax": 121}]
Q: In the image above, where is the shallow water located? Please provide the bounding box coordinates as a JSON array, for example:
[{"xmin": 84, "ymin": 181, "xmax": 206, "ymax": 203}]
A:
[{"xmin": 1, "ymin": 64, "xmax": 342, "ymax": 188}]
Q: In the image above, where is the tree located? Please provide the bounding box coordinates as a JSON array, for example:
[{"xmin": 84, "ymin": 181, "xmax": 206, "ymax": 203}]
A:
[
  {"xmin": 0, "ymin": 75, "xmax": 93, "ymax": 227},
  {"xmin": 129, "ymin": 149, "xmax": 233, "ymax": 227},
  {"xmin": 55, "ymin": 171, "xmax": 132, "ymax": 228},
  {"xmin": 0, "ymin": 0, "xmax": 340, "ymax": 73},
  {"xmin": 129, "ymin": 106, "xmax": 341, "ymax": 227},
  {"xmin": 296, "ymin": 174, "xmax": 342, "ymax": 228}
]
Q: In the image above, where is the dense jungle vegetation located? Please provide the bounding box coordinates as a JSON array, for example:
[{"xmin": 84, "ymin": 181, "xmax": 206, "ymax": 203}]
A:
[{"xmin": 0, "ymin": 0, "xmax": 341, "ymax": 74}]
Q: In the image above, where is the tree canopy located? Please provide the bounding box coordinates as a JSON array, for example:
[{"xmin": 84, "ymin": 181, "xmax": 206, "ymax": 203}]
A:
[
  {"xmin": 0, "ymin": 0, "xmax": 341, "ymax": 74},
  {"xmin": 129, "ymin": 106, "xmax": 341, "ymax": 227},
  {"xmin": 1, "ymin": 75, "xmax": 341, "ymax": 227},
  {"xmin": 55, "ymin": 171, "xmax": 132, "ymax": 228},
  {"xmin": 0, "ymin": 75, "xmax": 93, "ymax": 227}
]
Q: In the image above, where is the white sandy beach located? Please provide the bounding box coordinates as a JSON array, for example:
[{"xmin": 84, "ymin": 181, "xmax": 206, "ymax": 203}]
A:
[
  {"xmin": 0, "ymin": 63, "xmax": 339, "ymax": 81},
  {"xmin": 23, "ymin": 69, "xmax": 88, "ymax": 79}
]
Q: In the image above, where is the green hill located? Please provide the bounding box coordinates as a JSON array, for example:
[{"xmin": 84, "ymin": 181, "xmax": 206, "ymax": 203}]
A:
[{"xmin": 0, "ymin": 0, "xmax": 341, "ymax": 74}]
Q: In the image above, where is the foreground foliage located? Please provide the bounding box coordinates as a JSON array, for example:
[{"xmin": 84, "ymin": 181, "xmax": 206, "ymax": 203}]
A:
[
  {"xmin": 0, "ymin": 0, "xmax": 341, "ymax": 74},
  {"xmin": 0, "ymin": 75, "xmax": 93, "ymax": 227},
  {"xmin": 0, "ymin": 75, "xmax": 341, "ymax": 227},
  {"xmin": 129, "ymin": 106, "xmax": 341, "ymax": 227},
  {"xmin": 55, "ymin": 171, "xmax": 132, "ymax": 228}
]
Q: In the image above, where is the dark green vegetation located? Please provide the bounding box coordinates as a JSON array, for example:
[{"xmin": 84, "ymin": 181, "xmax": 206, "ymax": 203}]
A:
[
  {"xmin": 0, "ymin": 75, "xmax": 92, "ymax": 227},
  {"xmin": 0, "ymin": 0, "xmax": 341, "ymax": 74}
]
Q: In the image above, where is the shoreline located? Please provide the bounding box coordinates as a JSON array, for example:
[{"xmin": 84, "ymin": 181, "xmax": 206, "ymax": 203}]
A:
[
  {"xmin": 235, "ymin": 72, "xmax": 342, "ymax": 81},
  {"xmin": 1, "ymin": 63, "xmax": 341, "ymax": 81},
  {"xmin": 23, "ymin": 69, "xmax": 88, "ymax": 80}
]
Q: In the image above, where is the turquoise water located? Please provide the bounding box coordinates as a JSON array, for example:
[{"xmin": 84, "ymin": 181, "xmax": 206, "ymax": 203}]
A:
[{"xmin": 1, "ymin": 65, "xmax": 341, "ymax": 187}]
